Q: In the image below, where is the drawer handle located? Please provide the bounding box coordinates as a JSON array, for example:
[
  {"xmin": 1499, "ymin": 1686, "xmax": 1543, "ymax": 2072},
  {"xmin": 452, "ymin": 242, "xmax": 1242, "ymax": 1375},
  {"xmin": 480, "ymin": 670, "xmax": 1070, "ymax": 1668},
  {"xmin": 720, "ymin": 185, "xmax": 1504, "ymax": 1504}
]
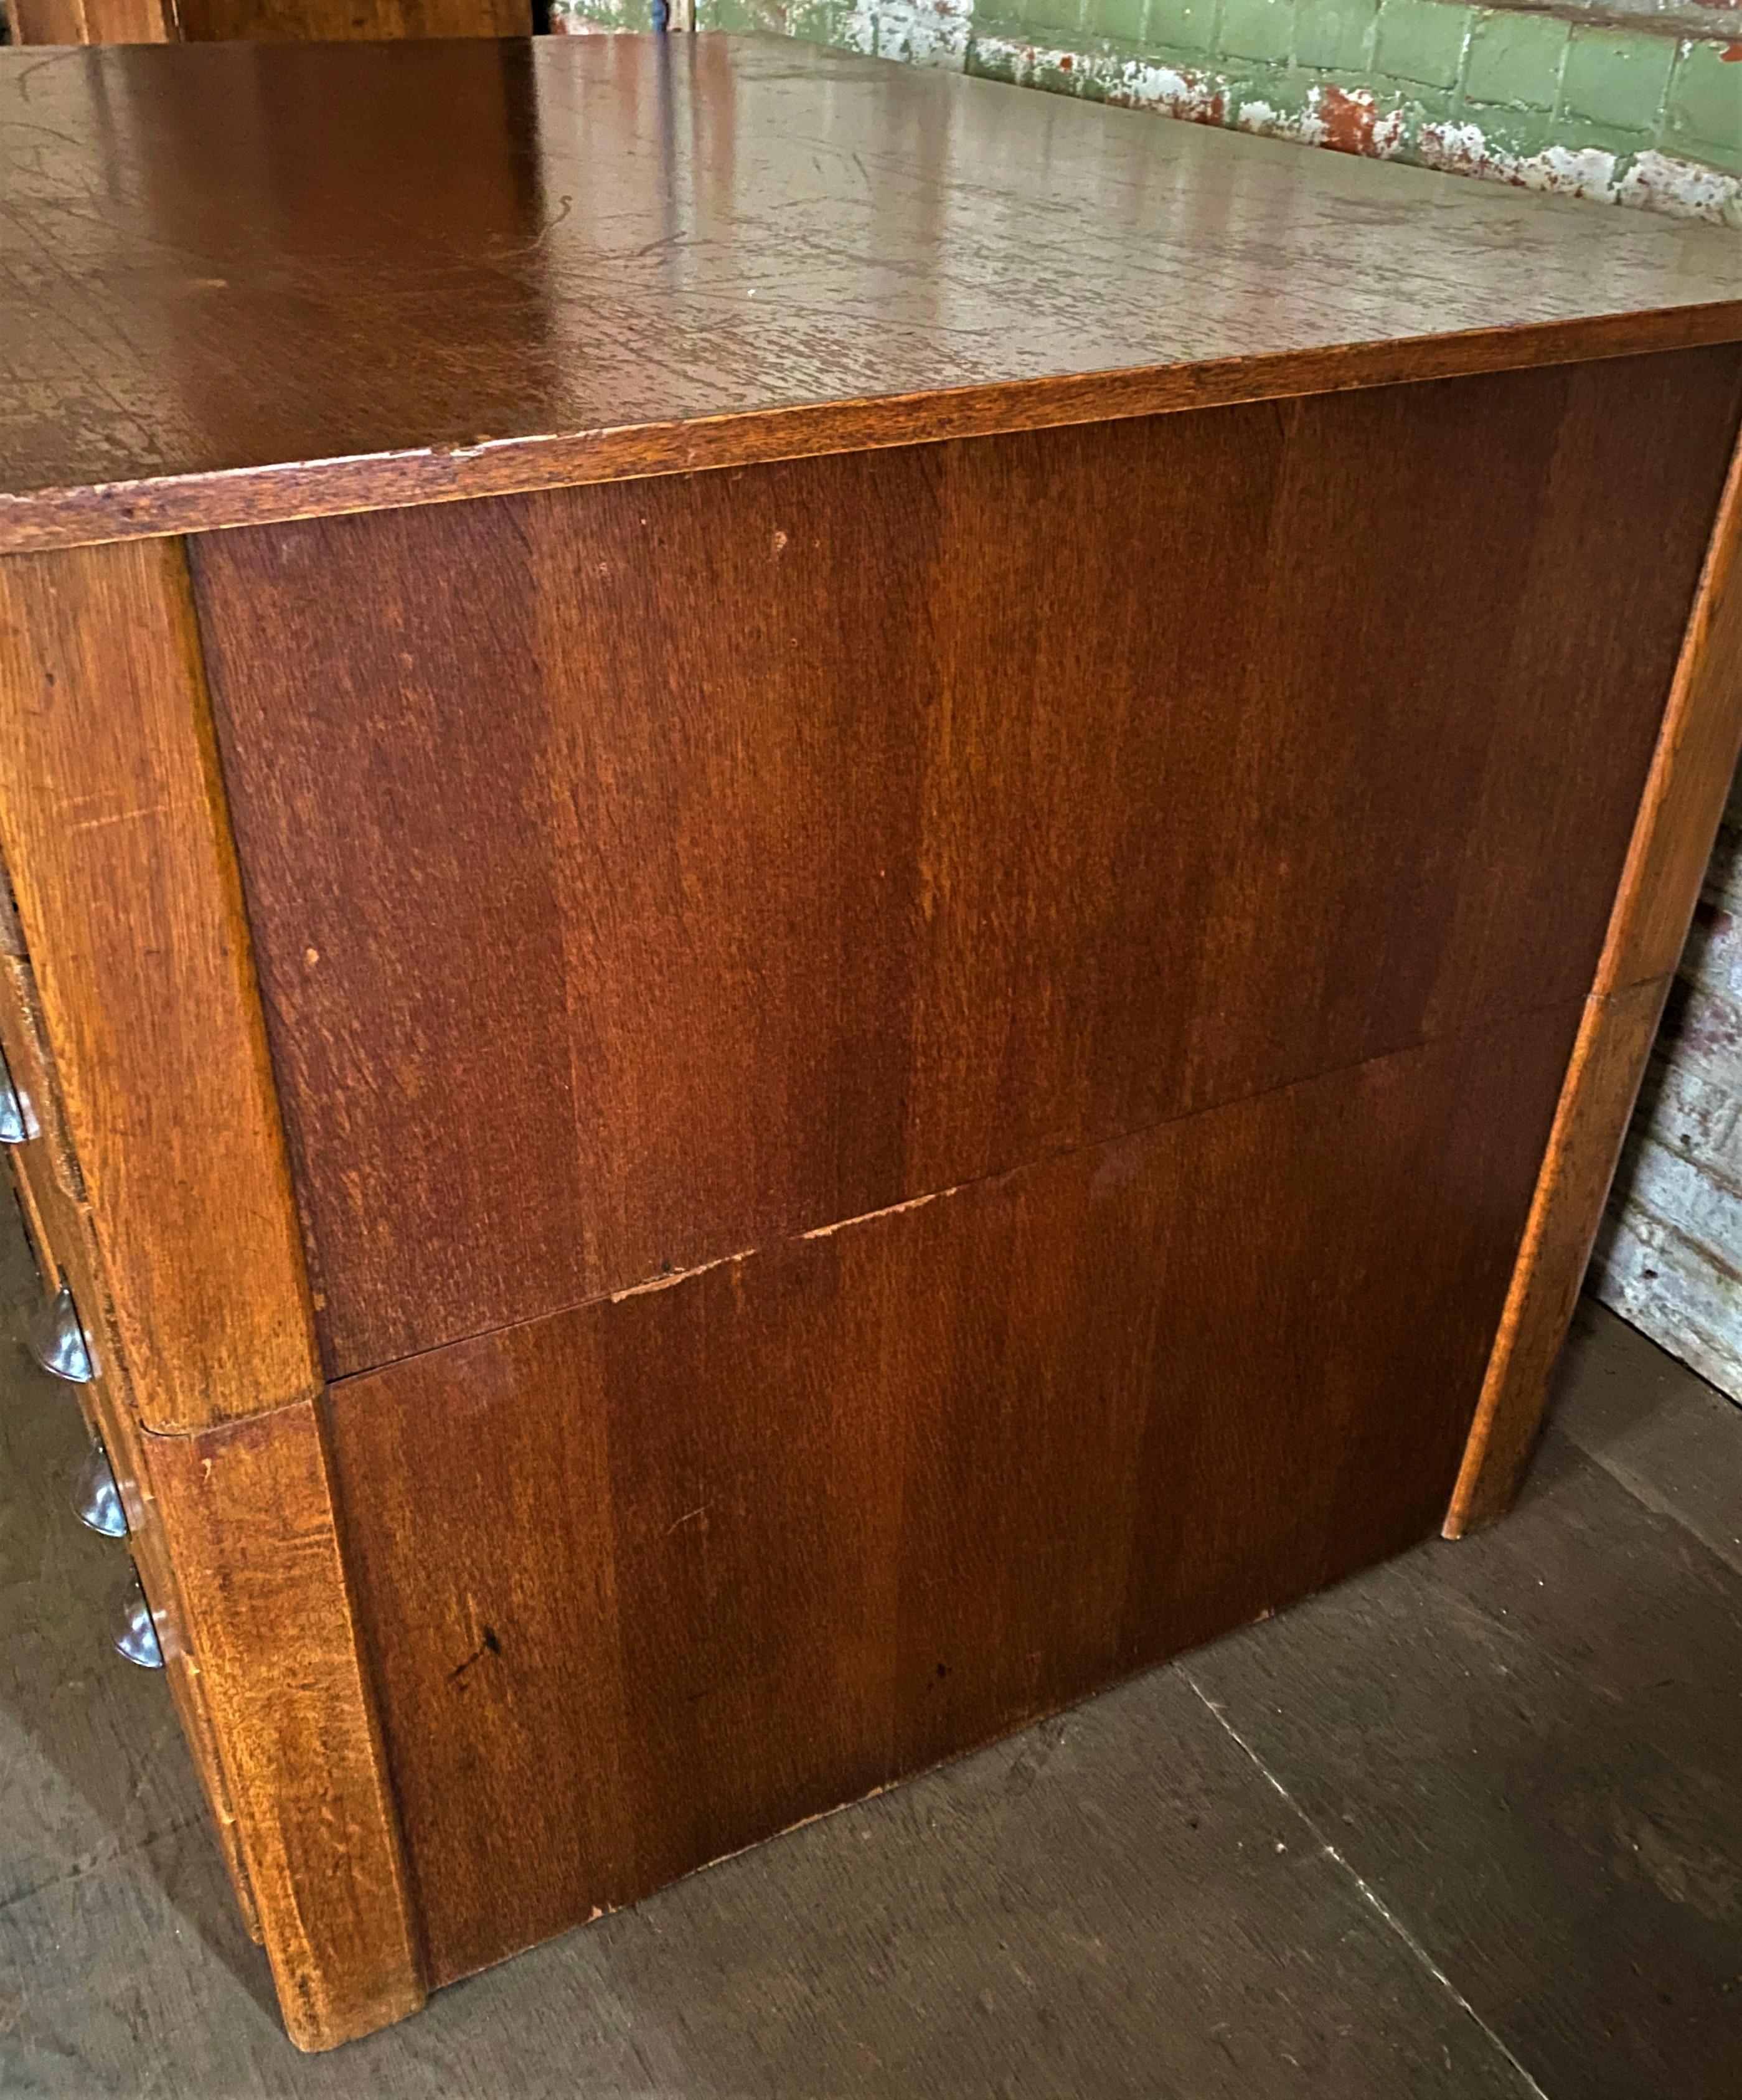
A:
[
  {"xmin": 73, "ymin": 1441, "xmax": 128, "ymax": 1538},
  {"xmin": 29, "ymin": 1282, "xmax": 95, "ymax": 1385},
  {"xmin": 114, "ymin": 1583, "xmax": 165, "ymax": 1670},
  {"xmin": 0, "ymin": 1043, "xmax": 35, "ymax": 1146}
]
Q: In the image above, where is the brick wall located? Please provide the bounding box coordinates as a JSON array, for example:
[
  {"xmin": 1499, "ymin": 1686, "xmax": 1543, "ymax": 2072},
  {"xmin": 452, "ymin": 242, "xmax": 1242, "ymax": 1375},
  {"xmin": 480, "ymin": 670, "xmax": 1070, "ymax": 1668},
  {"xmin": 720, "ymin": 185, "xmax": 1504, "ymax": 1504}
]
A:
[{"xmin": 555, "ymin": 0, "xmax": 1742, "ymax": 220}]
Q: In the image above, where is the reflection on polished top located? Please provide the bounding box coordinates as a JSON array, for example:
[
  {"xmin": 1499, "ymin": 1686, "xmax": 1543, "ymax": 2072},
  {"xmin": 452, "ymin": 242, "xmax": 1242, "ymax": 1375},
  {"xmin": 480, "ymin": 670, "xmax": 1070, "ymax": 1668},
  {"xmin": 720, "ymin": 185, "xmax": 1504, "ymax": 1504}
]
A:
[{"xmin": 2, "ymin": 31, "xmax": 1741, "ymax": 551}]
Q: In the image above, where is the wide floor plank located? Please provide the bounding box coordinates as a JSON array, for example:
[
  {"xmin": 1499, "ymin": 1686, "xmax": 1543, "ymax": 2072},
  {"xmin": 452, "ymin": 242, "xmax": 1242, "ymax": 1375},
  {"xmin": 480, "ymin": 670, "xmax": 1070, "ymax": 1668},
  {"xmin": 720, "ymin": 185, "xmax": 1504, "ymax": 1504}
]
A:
[
  {"xmin": 1551, "ymin": 1297, "xmax": 1742, "ymax": 1577},
  {"xmin": 1185, "ymin": 1355, "xmax": 1742, "ymax": 2100}
]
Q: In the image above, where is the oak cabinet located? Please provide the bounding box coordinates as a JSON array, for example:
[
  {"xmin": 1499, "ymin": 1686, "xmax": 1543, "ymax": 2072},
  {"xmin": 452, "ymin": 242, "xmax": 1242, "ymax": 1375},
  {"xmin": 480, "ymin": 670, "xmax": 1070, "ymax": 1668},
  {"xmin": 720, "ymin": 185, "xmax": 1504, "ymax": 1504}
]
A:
[{"xmin": 2, "ymin": 32, "xmax": 1740, "ymax": 2050}]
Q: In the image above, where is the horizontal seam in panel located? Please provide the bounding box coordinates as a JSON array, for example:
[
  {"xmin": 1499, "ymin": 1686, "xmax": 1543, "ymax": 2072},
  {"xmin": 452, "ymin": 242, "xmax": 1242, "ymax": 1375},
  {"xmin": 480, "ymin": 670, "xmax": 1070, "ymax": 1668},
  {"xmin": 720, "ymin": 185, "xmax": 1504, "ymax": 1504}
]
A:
[{"xmin": 321, "ymin": 986, "xmax": 1593, "ymax": 1399}]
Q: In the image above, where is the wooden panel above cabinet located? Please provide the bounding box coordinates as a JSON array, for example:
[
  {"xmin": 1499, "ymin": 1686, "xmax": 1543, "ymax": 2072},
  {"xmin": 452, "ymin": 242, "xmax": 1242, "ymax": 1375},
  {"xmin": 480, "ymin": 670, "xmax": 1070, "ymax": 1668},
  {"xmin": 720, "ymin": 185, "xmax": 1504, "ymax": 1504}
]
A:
[{"xmin": 192, "ymin": 352, "xmax": 1741, "ymax": 1379}]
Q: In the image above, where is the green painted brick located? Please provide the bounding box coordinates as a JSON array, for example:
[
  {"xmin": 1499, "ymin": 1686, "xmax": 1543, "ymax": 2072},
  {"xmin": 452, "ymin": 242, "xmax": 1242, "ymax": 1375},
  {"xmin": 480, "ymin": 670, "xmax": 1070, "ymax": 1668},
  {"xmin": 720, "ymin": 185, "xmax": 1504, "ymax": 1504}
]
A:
[
  {"xmin": 1462, "ymin": 9, "xmax": 1565, "ymax": 113},
  {"xmin": 1143, "ymin": 38, "xmax": 1221, "ymax": 70},
  {"xmin": 785, "ymin": 0, "xmax": 843, "ymax": 39},
  {"xmin": 1086, "ymin": 0, "xmax": 1147, "ymax": 42},
  {"xmin": 1010, "ymin": 0, "xmax": 1086, "ymax": 37},
  {"xmin": 1293, "ymin": 0, "xmax": 1377, "ymax": 75},
  {"xmin": 1145, "ymin": 0, "xmax": 1220, "ymax": 55},
  {"xmin": 1457, "ymin": 98, "xmax": 1556, "ymax": 162},
  {"xmin": 1560, "ymin": 28, "xmax": 1674, "ymax": 136},
  {"xmin": 1543, "ymin": 113, "xmax": 1645, "ymax": 163},
  {"xmin": 1033, "ymin": 50, "xmax": 1090, "ymax": 90},
  {"xmin": 1663, "ymin": 40, "xmax": 1742, "ymax": 174},
  {"xmin": 1233, "ymin": 59, "xmax": 1316, "ymax": 120},
  {"xmin": 1218, "ymin": 0, "xmax": 1292, "ymax": 65},
  {"xmin": 965, "ymin": 32, "xmax": 1029, "ymax": 80},
  {"xmin": 1400, "ymin": 82, "xmax": 1458, "ymax": 126},
  {"xmin": 1373, "ymin": 0, "xmax": 1472, "ymax": 92}
]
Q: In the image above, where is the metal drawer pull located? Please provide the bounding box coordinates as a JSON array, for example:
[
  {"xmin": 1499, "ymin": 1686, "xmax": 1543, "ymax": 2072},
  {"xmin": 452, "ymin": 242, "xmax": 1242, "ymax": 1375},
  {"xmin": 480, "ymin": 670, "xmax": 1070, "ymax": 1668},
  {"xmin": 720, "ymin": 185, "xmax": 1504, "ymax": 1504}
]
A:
[
  {"xmin": 29, "ymin": 1282, "xmax": 95, "ymax": 1384},
  {"xmin": 74, "ymin": 1441, "xmax": 128, "ymax": 1538},
  {"xmin": 0, "ymin": 1043, "xmax": 35, "ymax": 1145},
  {"xmin": 115, "ymin": 1584, "xmax": 165, "ymax": 1670}
]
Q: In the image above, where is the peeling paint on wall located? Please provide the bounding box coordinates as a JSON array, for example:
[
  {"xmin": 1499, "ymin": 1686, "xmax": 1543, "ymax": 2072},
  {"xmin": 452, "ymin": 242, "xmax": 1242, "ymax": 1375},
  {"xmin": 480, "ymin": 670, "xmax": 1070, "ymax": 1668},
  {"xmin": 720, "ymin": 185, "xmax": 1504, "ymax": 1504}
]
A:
[{"xmin": 1594, "ymin": 766, "xmax": 1742, "ymax": 1403}]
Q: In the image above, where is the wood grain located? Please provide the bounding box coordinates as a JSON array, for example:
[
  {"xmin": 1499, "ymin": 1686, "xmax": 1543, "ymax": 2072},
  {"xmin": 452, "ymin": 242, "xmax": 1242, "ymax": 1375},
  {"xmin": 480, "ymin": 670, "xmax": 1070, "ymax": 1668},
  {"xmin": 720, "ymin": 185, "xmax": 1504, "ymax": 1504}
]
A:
[
  {"xmin": 1, "ymin": 752, "xmax": 417, "ymax": 2020},
  {"xmin": 195, "ymin": 354, "xmax": 1740, "ymax": 1378},
  {"xmin": 1448, "ymin": 427, "xmax": 1742, "ymax": 1533},
  {"xmin": 5, "ymin": 0, "xmax": 175, "ymax": 40},
  {"xmin": 177, "ymin": 0, "xmax": 532, "ymax": 34},
  {"xmin": 1596, "ymin": 431, "xmax": 1742, "ymax": 997},
  {"xmin": 8, "ymin": 1184, "xmax": 1740, "ymax": 2093},
  {"xmin": 326, "ymin": 1004, "xmax": 1578, "ymax": 1986},
  {"xmin": 6, "ymin": 0, "xmax": 529, "ymax": 40},
  {"xmin": 3, "ymin": 36, "xmax": 1742, "ymax": 555},
  {"xmin": 0, "ymin": 539, "xmax": 320, "ymax": 1433},
  {"xmin": 1447, "ymin": 980, "xmax": 1675, "ymax": 1536},
  {"xmin": 146, "ymin": 1401, "xmax": 426, "ymax": 2050},
  {"xmin": 0, "ymin": 880, "xmax": 263, "ymax": 1944}
]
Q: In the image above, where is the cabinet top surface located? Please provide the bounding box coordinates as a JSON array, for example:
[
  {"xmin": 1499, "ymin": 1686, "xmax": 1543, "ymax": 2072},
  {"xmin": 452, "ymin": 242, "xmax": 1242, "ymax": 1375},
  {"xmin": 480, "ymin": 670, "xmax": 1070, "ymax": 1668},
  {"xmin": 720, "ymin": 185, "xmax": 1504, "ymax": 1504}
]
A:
[{"xmin": 3, "ymin": 32, "xmax": 1740, "ymax": 552}]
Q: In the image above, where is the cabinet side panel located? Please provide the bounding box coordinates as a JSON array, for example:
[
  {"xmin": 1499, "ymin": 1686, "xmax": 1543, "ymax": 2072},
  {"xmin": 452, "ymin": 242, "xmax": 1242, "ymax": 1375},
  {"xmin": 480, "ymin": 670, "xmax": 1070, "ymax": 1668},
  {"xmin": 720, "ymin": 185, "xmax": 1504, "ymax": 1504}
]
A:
[
  {"xmin": 194, "ymin": 350, "xmax": 1742, "ymax": 1380},
  {"xmin": 326, "ymin": 1002, "xmax": 1579, "ymax": 1987},
  {"xmin": 0, "ymin": 537, "xmax": 320, "ymax": 1431}
]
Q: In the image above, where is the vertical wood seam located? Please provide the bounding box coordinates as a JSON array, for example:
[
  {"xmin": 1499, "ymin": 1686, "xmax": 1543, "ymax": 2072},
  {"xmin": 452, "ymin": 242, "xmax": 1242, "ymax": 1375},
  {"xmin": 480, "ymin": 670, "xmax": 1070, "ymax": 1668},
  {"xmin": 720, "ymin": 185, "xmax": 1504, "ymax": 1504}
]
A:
[
  {"xmin": 0, "ymin": 536, "xmax": 323, "ymax": 1431},
  {"xmin": 1446, "ymin": 414, "xmax": 1742, "ymax": 1535},
  {"xmin": 0, "ymin": 534, "xmax": 426, "ymax": 2044}
]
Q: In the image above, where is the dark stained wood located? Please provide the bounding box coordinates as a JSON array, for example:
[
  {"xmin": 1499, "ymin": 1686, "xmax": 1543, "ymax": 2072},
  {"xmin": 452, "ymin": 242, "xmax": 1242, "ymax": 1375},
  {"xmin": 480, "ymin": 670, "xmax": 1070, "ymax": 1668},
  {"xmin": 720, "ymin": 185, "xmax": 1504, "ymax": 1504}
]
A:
[
  {"xmin": 1446, "ymin": 979, "xmax": 1673, "ymax": 1535},
  {"xmin": 3, "ymin": 36, "xmax": 1742, "ymax": 555},
  {"xmin": 9, "ymin": 1177, "xmax": 1741, "ymax": 2095},
  {"xmin": 5, "ymin": 0, "xmax": 174, "ymax": 39},
  {"xmin": 177, "ymin": 0, "xmax": 532, "ymax": 34},
  {"xmin": 1448, "ymin": 428, "xmax": 1742, "ymax": 1533},
  {"xmin": 2, "ymin": 37, "xmax": 1739, "ymax": 2054},
  {"xmin": 1596, "ymin": 431, "xmax": 1742, "ymax": 997},
  {"xmin": 4, "ymin": 0, "xmax": 533, "ymax": 51},
  {"xmin": 326, "ymin": 1004, "xmax": 1578, "ymax": 1987},
  {"xmin": 195, "ymin": 353, "xmax": 1740, "ymax": 1379},
  {"xmin": 0, "ymin": 539, "xmax": 321, "ymax": 1433},
  {"xmin": 146, "ymin": 1400, "xmax": 426, "ymax": 2050}
]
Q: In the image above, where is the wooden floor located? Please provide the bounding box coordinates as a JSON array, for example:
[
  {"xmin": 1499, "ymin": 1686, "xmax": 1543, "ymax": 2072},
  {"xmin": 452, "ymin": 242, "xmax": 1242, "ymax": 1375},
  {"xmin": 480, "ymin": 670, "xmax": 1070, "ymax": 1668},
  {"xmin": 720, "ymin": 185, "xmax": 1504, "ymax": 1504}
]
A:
[{"xmin": 2, "ymin": 1200, "xmax": 1738, "ymax": 2099}]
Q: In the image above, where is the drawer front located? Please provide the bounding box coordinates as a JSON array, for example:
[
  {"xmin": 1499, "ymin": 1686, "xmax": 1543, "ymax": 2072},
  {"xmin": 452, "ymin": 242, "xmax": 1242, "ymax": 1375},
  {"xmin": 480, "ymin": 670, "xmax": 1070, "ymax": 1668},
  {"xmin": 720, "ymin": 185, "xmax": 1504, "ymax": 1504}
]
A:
[
  {"xmin": 194, "ymin": 351, "xmax": 1742, "ymax": 1382},
  {"xmin": 327, "ymin": 1000, "xmax": 1579, "ymax": 1986}
]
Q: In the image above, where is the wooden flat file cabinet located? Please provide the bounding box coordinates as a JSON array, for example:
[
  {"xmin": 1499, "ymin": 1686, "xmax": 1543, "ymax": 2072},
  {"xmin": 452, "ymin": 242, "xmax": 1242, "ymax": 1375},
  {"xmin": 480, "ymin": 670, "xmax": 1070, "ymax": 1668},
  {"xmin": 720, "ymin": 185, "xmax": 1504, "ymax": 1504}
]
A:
[{"xmin": 4, "ymin": 32, "xmax": 1742, "ymax": 2050}]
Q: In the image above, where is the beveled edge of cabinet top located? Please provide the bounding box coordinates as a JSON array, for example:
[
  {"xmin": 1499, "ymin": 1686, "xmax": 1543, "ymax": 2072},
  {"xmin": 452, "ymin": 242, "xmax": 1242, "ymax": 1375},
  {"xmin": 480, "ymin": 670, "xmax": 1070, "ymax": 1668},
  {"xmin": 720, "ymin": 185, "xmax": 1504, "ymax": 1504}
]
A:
[{"xmin": 3, "ymin": 33, "xmax": 1741, "ymax": 554}]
